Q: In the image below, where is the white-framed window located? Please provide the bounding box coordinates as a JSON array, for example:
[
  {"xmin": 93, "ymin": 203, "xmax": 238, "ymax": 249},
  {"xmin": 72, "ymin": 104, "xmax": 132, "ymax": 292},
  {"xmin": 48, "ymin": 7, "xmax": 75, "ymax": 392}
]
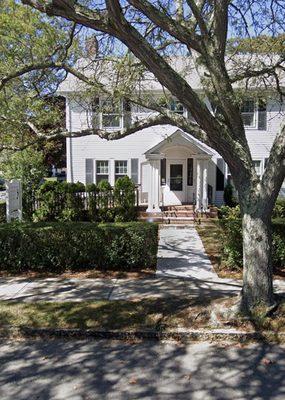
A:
[
  {"xmin": 96, "ymin": 160, "xmax": 109, "ymax": 183},
  {"xmin": 241, "ymin": 99, "xmax": 267, "ymax": 130},
  {"xmin": 253, "ymin": 160, "xmax": 262, "ymax": 177},
  {"xmin": 241, "ymin": 99, "xmax": 256, "ymax": 128},
  {"xmin": 115, "ymin": 160, "xmax": 128, "ymax": 181},
  {"xmin": 100, "ymin": 99, "xmax": 122, "ymax": 128}
]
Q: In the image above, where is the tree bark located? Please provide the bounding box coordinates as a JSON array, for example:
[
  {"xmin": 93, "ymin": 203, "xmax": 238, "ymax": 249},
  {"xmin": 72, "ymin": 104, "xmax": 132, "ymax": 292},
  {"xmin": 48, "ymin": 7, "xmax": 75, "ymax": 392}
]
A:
[{"xmin": 241, "ymin": 209, "xmax": 275, "ymax": 312}]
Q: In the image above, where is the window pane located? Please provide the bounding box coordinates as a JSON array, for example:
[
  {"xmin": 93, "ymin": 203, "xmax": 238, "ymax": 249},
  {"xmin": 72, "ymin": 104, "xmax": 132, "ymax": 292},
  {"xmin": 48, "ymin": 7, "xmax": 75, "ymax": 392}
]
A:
[
  {"xmin": 169, "ymin": 99, "xmax": 184, "ymax": 114},
  {"xmin": 96, "ymin": 161, "xmax": 109, "ymax": 174},
  {"xmin": 241, "ymin": 100, "xmax": 255, "ymax": 113},
  {"xmin": 96, "ymin": 175, "xmax": 109, "ymax": 184},
  {"xmin": 241, "ymin": 113, "xmax": 254, "ymax": 127},
  {"xmin": 115, "ymin": 160, "xmax": 128, "ymax": 175},
  {"xmin": 102, "ymin": 115, "xmax": 121, "ymax": 128}
]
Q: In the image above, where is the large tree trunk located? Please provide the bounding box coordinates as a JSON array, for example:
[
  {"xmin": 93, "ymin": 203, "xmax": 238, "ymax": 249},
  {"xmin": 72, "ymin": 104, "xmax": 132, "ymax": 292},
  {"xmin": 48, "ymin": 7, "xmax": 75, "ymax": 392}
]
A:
[{"xmin": 241, "ymin": 209, "xmax": 275, "ymax": 312}]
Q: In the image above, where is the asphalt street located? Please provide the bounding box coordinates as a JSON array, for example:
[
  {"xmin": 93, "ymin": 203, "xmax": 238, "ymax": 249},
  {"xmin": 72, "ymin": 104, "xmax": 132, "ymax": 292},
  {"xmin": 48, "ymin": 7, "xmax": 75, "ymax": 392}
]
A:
[{"xmin": 0, "ymin": 339, "xmax": 284, "ymax": 399}]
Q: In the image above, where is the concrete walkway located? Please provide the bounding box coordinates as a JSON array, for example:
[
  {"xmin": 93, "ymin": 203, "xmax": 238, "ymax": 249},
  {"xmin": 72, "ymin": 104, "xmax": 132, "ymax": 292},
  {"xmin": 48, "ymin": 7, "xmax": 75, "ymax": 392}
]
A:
[{"xmin": 157, "ymin": 226, "xmax": 218, "ymax": 280}]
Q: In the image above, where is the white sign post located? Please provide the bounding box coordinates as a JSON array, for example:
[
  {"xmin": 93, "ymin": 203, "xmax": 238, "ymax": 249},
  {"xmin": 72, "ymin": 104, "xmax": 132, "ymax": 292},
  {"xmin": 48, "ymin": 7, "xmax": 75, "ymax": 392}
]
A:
[{"xmin": 6, "ymin": 180, "xmax": 23, "ymax": 223}]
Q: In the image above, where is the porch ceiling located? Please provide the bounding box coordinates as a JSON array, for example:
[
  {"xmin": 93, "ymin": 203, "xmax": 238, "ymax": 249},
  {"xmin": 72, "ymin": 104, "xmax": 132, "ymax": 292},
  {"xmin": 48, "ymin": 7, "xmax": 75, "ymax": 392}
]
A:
[{"xmin": 145, "ymin": 129, "xmax": 213, "ymax": 158}]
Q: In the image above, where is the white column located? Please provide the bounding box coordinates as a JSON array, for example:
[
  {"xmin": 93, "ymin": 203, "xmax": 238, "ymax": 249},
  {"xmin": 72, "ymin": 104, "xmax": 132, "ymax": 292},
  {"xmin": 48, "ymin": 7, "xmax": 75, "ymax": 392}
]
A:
[
  {"xmin": 202, "ymin": 159, "xmax": 208, "ymax": 210},
  {"xmin": 146, "ymin": 162, "xmax": 154, "ymax": 212},
  {"xmin": 153, "ymin": 159, "xmax": 161, "ymax": 212},
  {"xmin": 196, "ymin": 159, "xmax": 202, "ymax": 210},
  {"xmin": 146, "ymin": 159, "xmax": 161, "ymax": 213}
]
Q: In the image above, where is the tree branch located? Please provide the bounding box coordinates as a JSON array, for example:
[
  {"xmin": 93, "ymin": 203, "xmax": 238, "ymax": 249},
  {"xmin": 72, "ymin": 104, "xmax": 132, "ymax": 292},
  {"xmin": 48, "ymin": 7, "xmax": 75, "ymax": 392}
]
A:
[{"xmin": 127, "ymin": 0, "xmax": 201, "ymax": 51}]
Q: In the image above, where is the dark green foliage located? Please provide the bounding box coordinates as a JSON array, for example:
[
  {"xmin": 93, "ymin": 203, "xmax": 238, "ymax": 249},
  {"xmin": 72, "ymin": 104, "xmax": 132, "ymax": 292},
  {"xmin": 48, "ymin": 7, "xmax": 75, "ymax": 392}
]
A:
[
  {"xmin": 114, "ymin": 176, "xmax": 136, "ymax": 222},
  {"xmin": 218, "ymin": 206, "xmax": 285, "ymax": 271},
  {"xmin": 223, "ymin": 182, "xmax": 238, "ymax": 207},
  {"xmin": 33, "ymin": 180, "xmax": 63, "ymax": 222},
  {"xmin": 33, "ymin": 180, "xmax": 137, "ymax": 223},
  {"xmin": 0, "ymin": 202, "xmax": 6, "ymax": 223},
  {"xmin": 86, "ymin": 183, "xmax": 98, "ymax": 221},
  {"xmin": 272, "ymin": 198, "xmax": 285, "ymax": 219},
  {"xmin": 0, "ymin": 222, "xmax": 158, "ymax": 272},
  {"xmin": 60, "ymin": 182, "xmax": 85, "ymax": 221}
]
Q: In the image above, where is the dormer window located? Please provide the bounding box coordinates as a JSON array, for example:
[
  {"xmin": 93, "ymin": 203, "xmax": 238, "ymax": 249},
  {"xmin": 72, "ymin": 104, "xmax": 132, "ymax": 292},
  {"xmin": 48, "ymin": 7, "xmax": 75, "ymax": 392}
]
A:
[{"xmin": 169, "ymin": 99, "xmax": 184, "ymax": 115}]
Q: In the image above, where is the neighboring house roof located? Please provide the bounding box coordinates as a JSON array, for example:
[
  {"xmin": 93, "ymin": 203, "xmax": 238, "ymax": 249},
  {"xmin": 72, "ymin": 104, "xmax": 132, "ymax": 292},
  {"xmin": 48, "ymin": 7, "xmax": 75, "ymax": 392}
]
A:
[{"xmin": 145, "ymin": 129, "xmax": 215, "ymax": 157}]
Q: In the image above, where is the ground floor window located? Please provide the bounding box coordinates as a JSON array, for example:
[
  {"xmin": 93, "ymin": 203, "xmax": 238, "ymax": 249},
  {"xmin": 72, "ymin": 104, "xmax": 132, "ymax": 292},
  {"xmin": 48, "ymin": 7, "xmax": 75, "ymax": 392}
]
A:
[
  {"xmin": 115, "ymin": 160, "xmax": 128, "ymax": 181},
  {"xmin": 96, "ymin": 160, "xmax": 109, "ymax": 183}
]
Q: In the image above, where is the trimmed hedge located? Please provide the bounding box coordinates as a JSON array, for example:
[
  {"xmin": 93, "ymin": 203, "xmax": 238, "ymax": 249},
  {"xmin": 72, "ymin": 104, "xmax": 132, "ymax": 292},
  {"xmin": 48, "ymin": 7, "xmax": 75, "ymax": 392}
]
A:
[
  {"xmin": 218, "ymin": 207, "xmax": 285, "ymax": 271},
  {"xmin": 0, "ymin": 222, "xmax": 158, "ymax": 273}
]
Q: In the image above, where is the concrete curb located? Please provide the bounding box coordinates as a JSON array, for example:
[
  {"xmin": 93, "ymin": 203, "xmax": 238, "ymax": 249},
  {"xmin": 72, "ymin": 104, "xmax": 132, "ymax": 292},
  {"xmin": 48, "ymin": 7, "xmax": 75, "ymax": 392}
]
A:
[{"xmin": 0, "ymin": 326, "xmax": 284, "ymax": 342}]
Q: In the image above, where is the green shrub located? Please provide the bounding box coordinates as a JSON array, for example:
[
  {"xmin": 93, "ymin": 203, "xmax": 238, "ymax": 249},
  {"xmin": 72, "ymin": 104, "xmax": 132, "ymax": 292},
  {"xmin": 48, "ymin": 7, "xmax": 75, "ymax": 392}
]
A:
[
  {"xmin": 34, "ymin": 181, "xmax": 86, "ymax": 222},
  {"xmin": 86, "ymin": 183, "xmax": 98, "ymax": 221},
  {"xmin": 33, "ymin": 180, "xmax": 63, "ymax": 222},
  {"xmin": 96, "ymin": 180, "xmax": 113, "ymax": 222},
  {"xmin": 0, "ymin": 222, "xmax": 158, "ymax": 273},
  {"xmin": 114, "ymin": 176, "xmax": 136, "ymax": 222},
  {"xmin": 218, "ymin": 208, "xmax": 285, "ymax": 271},
  {"xmin": 0, "ymin": 202, "xmax": 6, "ymax": 223},
  {"xmin": 60, "ymin": 182, "xmax": 85, "ymax": 221},
  {"xmin": 272, "ymin": 198, "xmax": 285, "ymax": 219}
]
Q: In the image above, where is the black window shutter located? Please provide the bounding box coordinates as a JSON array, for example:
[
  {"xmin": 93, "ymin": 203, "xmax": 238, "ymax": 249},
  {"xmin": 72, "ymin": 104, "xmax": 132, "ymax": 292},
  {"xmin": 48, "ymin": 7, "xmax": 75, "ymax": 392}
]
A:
[
  {"xmin": 160, "ymin": 158, "xmax": 166, "ymax": 186},
  {"xmin": 216, "ymin": 158, "xmax": 225, "ymax": 190},
  {"xmin": 258, "ymin": 99, "xmax": 267, "ymax": 130},
  {"xmin": 187, "ymin": 158, "xmax": 193, "ymax": 186},
  {"xmin": 85, "ymin": 159, "xmax": 94, "ymax": 184}
]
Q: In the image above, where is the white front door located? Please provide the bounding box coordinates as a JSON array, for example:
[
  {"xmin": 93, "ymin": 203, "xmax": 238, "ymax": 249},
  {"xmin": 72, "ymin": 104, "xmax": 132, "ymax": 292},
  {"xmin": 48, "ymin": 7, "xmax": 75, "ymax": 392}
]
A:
[{"xmin": 163, "ymin": 159, "xmax": 187, "ymax": 205}]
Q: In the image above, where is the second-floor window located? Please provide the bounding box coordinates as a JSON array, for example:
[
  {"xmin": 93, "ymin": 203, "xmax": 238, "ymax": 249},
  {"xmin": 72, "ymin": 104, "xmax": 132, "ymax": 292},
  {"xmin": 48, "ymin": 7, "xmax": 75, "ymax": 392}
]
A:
[
  {"xmin": 92, "ymin": 98, "xmax": 131, "ymax": 130},
  {"xmin": 241, "ymin": 99, "xmax": 256, "ymax": 128},
  {"xmin": 101, "ymin": 99, "xmax": 121, "ymax": 128},
  {"xmin": 241, "ymin": 99, "xmax": 267, "ymax": 130}
]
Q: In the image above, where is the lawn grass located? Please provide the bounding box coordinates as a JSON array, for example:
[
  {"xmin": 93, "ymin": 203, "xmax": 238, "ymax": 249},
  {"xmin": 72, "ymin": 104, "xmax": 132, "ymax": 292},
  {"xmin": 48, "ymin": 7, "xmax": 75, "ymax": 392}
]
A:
[
  {"xmin": 0, "ymin": 298, "xmax": 210, "ymax": 331},
  {"xmin": 0, "ymin": 298, "xmax": 284, "ymax": 335},
  {"xmin": 196, "ymin": 220, "xmax": 285, "ymax": 279},
  {"xmin": 195, "ymin": 220, "xmax": 242, "ymax": 279}
]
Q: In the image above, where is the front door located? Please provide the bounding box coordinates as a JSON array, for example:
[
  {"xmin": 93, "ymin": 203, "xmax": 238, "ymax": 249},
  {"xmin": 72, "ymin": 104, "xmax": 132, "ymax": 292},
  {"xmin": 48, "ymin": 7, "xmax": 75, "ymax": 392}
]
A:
[
  {"xmin": 170, "ymin": 164, "xmax": 183, "ymax": 191},
  {"xmin": 163, "ymin": 160, "xmax": 186, "ymax": 205}
]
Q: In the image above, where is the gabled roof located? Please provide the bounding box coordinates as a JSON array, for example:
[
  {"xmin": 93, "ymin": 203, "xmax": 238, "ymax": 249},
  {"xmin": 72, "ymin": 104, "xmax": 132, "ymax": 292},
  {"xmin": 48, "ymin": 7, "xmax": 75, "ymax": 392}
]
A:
[{"xmin": 145, "ymin": 129, "xmax": 214, "ymax": 157}]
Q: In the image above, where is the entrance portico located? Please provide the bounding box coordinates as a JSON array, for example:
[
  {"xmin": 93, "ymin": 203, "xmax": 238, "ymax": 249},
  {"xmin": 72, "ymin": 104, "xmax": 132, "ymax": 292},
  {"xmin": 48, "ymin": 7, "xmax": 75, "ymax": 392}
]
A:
[{"xmin": 144, "ymin": 130, "xmax": 213, "ymax": 213}]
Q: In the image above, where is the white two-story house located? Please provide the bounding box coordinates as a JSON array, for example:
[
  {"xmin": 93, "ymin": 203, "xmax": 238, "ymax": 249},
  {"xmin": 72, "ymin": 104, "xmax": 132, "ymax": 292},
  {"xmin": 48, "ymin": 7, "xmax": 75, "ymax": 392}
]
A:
[{"xmin": 58, "ymin": 57, "xmax": 285, "ymax": 212}]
